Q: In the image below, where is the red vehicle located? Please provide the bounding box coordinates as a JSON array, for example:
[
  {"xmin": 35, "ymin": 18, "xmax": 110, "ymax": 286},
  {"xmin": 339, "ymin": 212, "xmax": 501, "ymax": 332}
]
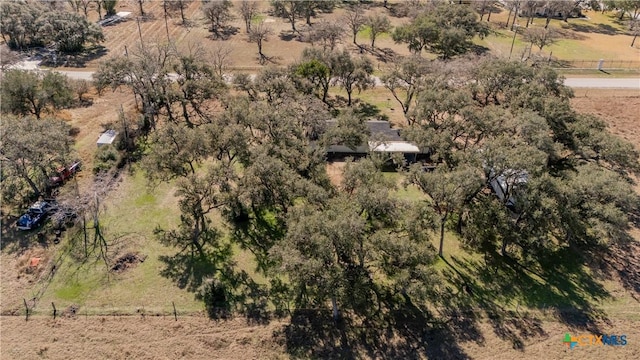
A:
[{"xmin": 48, "ymin": 160, "xmax": 81, "ymax": 187}]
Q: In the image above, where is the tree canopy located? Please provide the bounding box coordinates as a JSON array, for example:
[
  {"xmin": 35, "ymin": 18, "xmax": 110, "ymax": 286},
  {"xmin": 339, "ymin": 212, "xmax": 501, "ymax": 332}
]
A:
[
  {"xmin": 1, "ymin": 115, "xmax": 73, "ymax": 203},
  {"xmin": 0, "ymin": 1, "xmax": 103, "ymax": 53},
  {"xmin": 393, "ymin": 4, "xmax": 489, "ymax": 58},
  {"xmin": 1, "ymin": 70, "xmax": 74, "ymax": 119}
]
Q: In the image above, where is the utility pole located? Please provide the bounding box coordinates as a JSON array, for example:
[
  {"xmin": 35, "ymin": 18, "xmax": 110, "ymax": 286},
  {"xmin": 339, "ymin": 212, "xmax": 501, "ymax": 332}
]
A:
[
  {"xmin": 509, "ymin": 25, "xmax": 519, "ymax": 60},
  {"xmin": 137, "ymin": 17, "xmax": 144, "ymax": 50},
  {"xmin": 163, "ymin": 1, "xmax": 170, "ymax": 42}
]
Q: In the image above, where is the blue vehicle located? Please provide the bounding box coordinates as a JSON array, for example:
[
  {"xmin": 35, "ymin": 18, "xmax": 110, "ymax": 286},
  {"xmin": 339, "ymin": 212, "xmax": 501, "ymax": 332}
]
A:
[{"xmin": 16, "ymin": 201, "xmax": 56, "ymax": 231}]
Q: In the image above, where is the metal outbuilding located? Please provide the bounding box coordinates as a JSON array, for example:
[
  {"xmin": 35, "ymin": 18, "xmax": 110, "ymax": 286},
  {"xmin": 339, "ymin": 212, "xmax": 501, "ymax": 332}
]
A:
[{"xmin": 97, "ymin": 130, "xmax": 118, "ymax": 147}]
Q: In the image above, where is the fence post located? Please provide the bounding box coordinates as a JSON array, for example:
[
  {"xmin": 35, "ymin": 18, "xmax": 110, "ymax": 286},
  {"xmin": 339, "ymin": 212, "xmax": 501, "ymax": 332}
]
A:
[
  {"xmin": 172, "ymin": 301, "xmax": 177, "ymax": 321},
  {"xmin": 597, "ymin": 59, "xmax": 604, "ymax": 71},
  {"xmin": 23, "ymin": 299, "xmax": 29, "ymax": 321},
  {"xmin": 52, "ymin": 302, "xmax": 57, "ymax": 320}
]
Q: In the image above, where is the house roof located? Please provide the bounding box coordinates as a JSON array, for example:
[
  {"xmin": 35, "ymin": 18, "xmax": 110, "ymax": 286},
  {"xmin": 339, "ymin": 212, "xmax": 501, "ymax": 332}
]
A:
[
  {"xmin": 325, "ymin": 120, "xmax": 403, "ymax": 140},
  {"xmin": 369, "ymin": 141, "xmax": 421, "ymax": 153},
  {"xmin": 366, "ymin": 120, "xmax": 402, "ymax": 141},
  {"xmin": 97, "ymin": 130, "xmax": 118, "ymax": 145},
  {"xmin": 324, "ymin": 120, "xmax": 428, "ymax": 154}
]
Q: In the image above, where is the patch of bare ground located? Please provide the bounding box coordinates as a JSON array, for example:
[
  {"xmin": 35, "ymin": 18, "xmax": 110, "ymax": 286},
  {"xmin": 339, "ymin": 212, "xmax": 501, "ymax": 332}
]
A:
[
  {"xmin": 571, "ymin": 89, "xmax": 640, "ymax": 149},
  {"xmin": 0, "ymin": 315, "xmax": 288, "ymax": 360},
  {"xmin": 63, "ymin": 1, "xmax": 412, "ymax": 71},
  {"xmin": 326, "ymin": 161, "xmax": 346, "ymax": 188},
  {"xmin": 1, "ymin": 315, "xmax": 638, "ymax": 359},
  {"xmin": 0, "ymin": 230, "xmax": 58, "ymax": 315},
  {"xmin": 570, "ymin": 88, "xmax": 640, "ymax": 193},
  {"xmin": 111, "ymin": 252, "xmax": 147, "ymax": 273}
]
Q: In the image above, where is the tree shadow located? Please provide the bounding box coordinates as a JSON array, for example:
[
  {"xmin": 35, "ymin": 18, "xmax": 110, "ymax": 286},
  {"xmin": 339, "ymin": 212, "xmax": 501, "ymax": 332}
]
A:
[
  {"xmin": 159, "ymin": 251, "xmax": 221, "ymax": 292},
  {"xmin": 468, "ymin": 44, "xmax": 491, "ymax": 56},
  {"xmin": 277, "ymin": 301, "xmax": 473, "ymax": 360},
  {"xmin": 0, "ymin": 221, "xmax": 45, "ymax": 255},
  {"xmin": 364, "ymin": 46, "xmax": 398, "ymax": 63},
  {"xmin": 159, "ymin": 241, "xmax": 274, "ymax": 324},
  {"xmin": 39, "ymin": 45, "xmax": 108, "ymax": 68},
  {"xmin": 258, "ymin": 54, "xmax": 281, "ymax": 66},
  {"xmin": 228, "ymin": 210, "xmax": 285, "ymax": 274},
  {"xmin": 437, "ymin": 257, "xmax": 543, "ymax": 351},
  {"xmin": 555, "ymin": 27, "xmax": 589, "ymax": 40},
  {"xmin": 441, "ymin": 243, "xmax": 611, "ymax": 339},
  {"xmin": 77, "ymin": 98, "xmax": 95, "ymax": 108},
  {"xmin": 352, "ymin": 101, "xmax": 383, "ymax": 119},
  {"xmin": 560, "ymin": 22, "xmax": 621, "ymax": 36},
  {"xmin": 589, "ymin": 239, "xmax": 640, "ymax": 302},
  {"xmin": 279, "ymin": 30, "xmax": 298, "ymax": 41},
  {"xmin": 207, "ymin": 26, "xmax": 240, "ymax": 41}
]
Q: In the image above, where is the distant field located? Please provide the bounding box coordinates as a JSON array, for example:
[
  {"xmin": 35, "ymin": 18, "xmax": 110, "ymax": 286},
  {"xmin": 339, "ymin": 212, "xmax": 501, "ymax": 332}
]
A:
[
  {"xmin": 476, "ymin": 9, "xmax": 640, "ymax": 62},
  {"xmin": 64, "ymin": 1, "xmax": 639, "ymax": 72}
]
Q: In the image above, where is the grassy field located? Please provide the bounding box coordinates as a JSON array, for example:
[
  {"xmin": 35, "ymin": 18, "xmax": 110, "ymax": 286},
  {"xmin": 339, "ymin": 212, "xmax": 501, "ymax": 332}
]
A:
[
  {"xmin": 477, "ymin": 9, "xmax": 640, "ymax": 62},
  {"xmin": 1, "ymin": 169, "xmax": 205, "ymax": 316}
]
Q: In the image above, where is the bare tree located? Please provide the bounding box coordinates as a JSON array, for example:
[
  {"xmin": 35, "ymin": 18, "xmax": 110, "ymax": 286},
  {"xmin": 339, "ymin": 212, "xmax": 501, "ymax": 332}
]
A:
[
  {"xmin": 210, "ymin": 42, "xmax": 233, "ymax": 77},
  {"xmin": 630, "ymin": 18, "xmax": 640, "ymax": 47},
  {"xmin": 520, "ymin": 0, "xmax": 540, "ymax": 27},
  {"xmin": 79, "ymin": 0, "xmax": 92, "ymax": 17},
  {"xmin": 523, "ymin": 27, "xmax": 560, "ymax": 50},
  {"xmin": 248, "ymin": 21, "xmax": 272, "ymax": 64},
  {"xmin": 557, "ymin": 0, "xmax": 582, "ymax": 22},
  {"xmin": 344, "ymin": 7, "xmax": 366, "ymax": 45},
  {"xmin": 135, "ymin": 0, "xmax": 146, "ymax": 17},
  {"xmin": 474, "ymin": 0, "xmax": 493, "ymax": 21},
  {"xmin": 505, "ymin": 0, "xmax": 522, "ymax": 30},
  {"xmin": 239, "ymin": 0, "xmax": 259, "ymax": 33},
  {"xmin": 166, "ymin": 0, "xmax": 193, "ymax": 24},
  {"xmin": 202, "ymin": 0, "xmax": 234, "ymax": 39},
  {"xmin": 67, "ymin": 0, "xmax": 93, "ymax": 17},
  {"xmin": 272, "ymin": 0, "xmax": 304, "ymax": 33},
  {"xmin": 67, "ymin": 0, "xmax": 92, "ymax": 17},
  {"xmin": 71, "ymin": 79, "xmax": 91, "ymax": 105},
  {"xmin": 93, "ymin": 0, "xmax": 103, "ymax": 20},
  {"xmin": 67, "ymin": 0, "xmax": 81, "ymax": 13},
  {"xmin": 67, "ymin": 173, "xmax": 118, "ymax": 263}
]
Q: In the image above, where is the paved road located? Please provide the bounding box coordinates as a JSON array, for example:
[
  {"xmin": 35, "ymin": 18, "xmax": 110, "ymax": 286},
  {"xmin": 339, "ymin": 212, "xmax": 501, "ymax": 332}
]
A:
[
  {"xmin": 9, "ymin": 61, "xmax": 640, "ymax": 89},
  {"xmin": 563, "ymin": 78, "xmax": 640, "ymax": 89}
]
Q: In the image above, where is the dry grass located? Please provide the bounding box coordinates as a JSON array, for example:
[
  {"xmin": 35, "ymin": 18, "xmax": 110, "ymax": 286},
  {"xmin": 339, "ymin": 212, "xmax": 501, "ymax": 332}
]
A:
[
  {"xmin": 0, "ymin": 315, "xmax": 288, "ymax": 360},
  {"xmin": 570, "ymin": 89, "xmax": 640, "ymax": 149},
  {"xmin": 479, "ymin": 9, "xmax": 640, "ymax": 61},
  {"xmin": 75, "ymin": 2, "xmax": 640, "ymax": 73},
  {"xmin": 75, "ymin": 1, "xmax": 412, "ymax": 71},
  {"xmin": 326, "ymin": 161, "xmax": 346, "ymax": 188},
  {"xmin": 1, "ymin": 315, "xmax": 638, "ymax": 360}
]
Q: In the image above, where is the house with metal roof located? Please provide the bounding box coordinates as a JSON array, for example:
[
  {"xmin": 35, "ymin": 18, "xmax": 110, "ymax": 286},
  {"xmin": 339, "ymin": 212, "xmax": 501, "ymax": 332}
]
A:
[
  {"xmin": 326, "ymin": 120, "xmax": 426, "ymax": 160},
  {"xmin": 97, "ymin": 130, "xmax": 118, "ymax": 147}
]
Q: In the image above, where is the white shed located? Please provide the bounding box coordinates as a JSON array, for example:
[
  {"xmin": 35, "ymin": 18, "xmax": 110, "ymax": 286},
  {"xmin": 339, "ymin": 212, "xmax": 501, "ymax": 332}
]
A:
[{"xmin": 97, "ymin": 130, "xmax": 118, "ymax": 147}]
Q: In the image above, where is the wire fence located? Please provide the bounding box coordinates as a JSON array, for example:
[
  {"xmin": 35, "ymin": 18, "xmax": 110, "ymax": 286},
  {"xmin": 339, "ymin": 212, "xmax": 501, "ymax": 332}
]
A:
[{"xmin": 550, "ymin": 59, "xmax": 640, "ymax": 70}]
